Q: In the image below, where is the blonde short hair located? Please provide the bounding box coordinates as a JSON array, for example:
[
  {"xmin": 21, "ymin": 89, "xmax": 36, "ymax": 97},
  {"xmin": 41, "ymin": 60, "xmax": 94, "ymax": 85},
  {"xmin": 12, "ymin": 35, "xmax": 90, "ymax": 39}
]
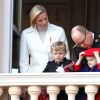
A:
[
  {"xmin": 30, "ymin": 5, "xmax": 46, "ymax": 26},
  {"xmin": 51, "ymin": 41, "xmax": 67, "ymax": 53}
]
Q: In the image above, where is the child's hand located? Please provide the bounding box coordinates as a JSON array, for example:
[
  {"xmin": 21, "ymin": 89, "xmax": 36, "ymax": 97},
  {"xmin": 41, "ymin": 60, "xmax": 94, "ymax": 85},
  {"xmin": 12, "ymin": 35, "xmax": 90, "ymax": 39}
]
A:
[
  {"xmin": 93, "ymin": 51, "xmax": 99, "ymax": 57},
  {"xmin": 75, "ymin": 51, "xmax": 85, "ymax": 65},
  {"xmin": 93, "ymin": 51, "xmax": 100, "ymax": 63},
  {"xmin": 79, "ymin": 51, "xmax": 85, "ymax": 59}
]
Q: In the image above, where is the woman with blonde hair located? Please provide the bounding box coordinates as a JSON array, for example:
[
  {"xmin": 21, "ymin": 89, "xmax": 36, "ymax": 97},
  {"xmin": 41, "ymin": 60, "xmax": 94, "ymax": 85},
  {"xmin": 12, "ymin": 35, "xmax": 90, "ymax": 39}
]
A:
[
  {"xmin": 20, "ymin": 4, "xmax": 70, "ymax": 73},
  {"xmin": 20, "ymin": 4, "xmax": 70, "ymax": 100}
]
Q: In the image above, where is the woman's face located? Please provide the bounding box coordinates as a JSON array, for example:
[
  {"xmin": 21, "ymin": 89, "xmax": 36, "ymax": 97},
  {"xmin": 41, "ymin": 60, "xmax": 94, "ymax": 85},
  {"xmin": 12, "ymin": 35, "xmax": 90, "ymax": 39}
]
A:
[{"xmin": 35, "ymin": 12, "xmax": 48, "ymax": 31}]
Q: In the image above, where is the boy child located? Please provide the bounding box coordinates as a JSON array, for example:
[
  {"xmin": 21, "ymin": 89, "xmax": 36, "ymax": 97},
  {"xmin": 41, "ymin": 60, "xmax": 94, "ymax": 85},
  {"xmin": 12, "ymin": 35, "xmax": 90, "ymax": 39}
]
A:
[
  {"xmin": 42, "ymin": 41, "xmax": 75, "ymax": 100},
  {"xmin": 43, "ymin": 41, "xmax": 75, "ymax": 72}
]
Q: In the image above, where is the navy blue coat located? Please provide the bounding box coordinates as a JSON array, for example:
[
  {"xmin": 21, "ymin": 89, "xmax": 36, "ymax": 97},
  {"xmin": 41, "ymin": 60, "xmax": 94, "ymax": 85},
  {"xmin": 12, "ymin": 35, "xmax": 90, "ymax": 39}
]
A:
[
  {"xmin": 80, "ymin": 64, "xmax": 100, "ymax": 72},
  {"xmin": 43, "ymin": 57, "xmax": 74, "ymax": 72}
]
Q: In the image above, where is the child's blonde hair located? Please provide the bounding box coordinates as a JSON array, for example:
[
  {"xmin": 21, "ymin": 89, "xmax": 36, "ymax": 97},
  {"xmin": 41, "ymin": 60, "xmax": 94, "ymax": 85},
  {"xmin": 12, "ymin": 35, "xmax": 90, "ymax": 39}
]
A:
[{"xmin": 51, "ymin": 41, "xmax": 67, "ymax": 53}]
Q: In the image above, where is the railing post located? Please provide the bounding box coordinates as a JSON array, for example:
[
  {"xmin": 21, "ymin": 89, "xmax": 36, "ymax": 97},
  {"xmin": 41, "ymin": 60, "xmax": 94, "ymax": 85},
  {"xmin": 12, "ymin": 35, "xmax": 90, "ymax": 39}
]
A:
[
  {"xmin": 47, "ymin": 86, "xmax": 60, "ymax": 100},
  {"xmin": 85, "ymin": 85, "xmax": 98, "ymax": 100},
  {"xmin": 28, "ymin": 86, "xmax": 41, "ymax": 100},
  {"xmin": 8, "ymin": 86, "xmax": 21, "ymax": 100},
  {"xmin": 65, "ymin": 85, "xmax": 79, "ymax": 100}
]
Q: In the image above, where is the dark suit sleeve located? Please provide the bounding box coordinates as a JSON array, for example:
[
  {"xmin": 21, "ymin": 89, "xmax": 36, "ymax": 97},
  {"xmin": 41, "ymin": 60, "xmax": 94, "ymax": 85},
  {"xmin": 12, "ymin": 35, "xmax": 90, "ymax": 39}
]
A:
[
  {"xmin": 74, "ymin": 47, "xmax": 86, "ymax": 60},
  {"xmin": 74, "ymin": 47, "xmax": 88, "ymax": 67},
  {"xmin": 43, "ymin": 66, "xmax": 48, "ymax": 72},
  {"xmin": 92, "ymin": 33, "xmax": 100, "ymax": 48}
]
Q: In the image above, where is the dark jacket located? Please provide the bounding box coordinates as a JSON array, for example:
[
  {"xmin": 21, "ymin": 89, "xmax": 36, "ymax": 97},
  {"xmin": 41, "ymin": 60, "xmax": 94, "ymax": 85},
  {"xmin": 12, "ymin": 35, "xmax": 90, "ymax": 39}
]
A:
[
  {"xmin": 80, "ymin": 64, "xmax": 100, "ymax": 72},
  {"xmin": 74, "ymin": 63, "xmax": 100, "ymax": 72},
  {"xmin": 43, "ymin": 57, "xmax": 74, "ymax": 72}
]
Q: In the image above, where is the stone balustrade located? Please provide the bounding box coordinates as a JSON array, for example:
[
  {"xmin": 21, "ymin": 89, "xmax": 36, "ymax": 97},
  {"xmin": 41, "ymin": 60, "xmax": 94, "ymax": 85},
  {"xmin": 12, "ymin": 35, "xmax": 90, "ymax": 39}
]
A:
[{"xmin": 0, "ymin": 72, "xmax": 100, "ymax": 100}]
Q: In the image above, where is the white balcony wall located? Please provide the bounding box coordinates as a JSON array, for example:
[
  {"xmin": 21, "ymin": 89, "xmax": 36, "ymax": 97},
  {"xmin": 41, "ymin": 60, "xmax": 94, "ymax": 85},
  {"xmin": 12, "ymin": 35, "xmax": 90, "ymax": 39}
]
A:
[{"xmin": 0, "ymin": 73, "xmax": 100, "ymax": 100}]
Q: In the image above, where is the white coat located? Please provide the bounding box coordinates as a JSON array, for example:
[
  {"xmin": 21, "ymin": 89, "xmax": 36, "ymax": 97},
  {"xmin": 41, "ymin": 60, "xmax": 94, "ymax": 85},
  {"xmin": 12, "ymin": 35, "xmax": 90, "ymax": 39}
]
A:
[{"xmin": 20, "ymin": 23, "xmax": 70, "ymax": 73}]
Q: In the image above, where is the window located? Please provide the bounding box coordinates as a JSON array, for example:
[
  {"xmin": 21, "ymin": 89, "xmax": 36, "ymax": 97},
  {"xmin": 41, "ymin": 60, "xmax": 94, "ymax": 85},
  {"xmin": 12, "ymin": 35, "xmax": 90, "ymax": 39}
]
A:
[{"xmin": 12, "ymin": 0, "xmax": 22, "ymax": 71}]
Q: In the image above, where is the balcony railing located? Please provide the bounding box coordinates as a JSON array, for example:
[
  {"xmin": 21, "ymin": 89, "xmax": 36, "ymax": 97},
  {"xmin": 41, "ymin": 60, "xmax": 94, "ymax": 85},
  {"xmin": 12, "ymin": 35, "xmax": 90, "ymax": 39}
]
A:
[{"xmin": 0, "ymin": 72, "xmax": 100, "ymax": 100}]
